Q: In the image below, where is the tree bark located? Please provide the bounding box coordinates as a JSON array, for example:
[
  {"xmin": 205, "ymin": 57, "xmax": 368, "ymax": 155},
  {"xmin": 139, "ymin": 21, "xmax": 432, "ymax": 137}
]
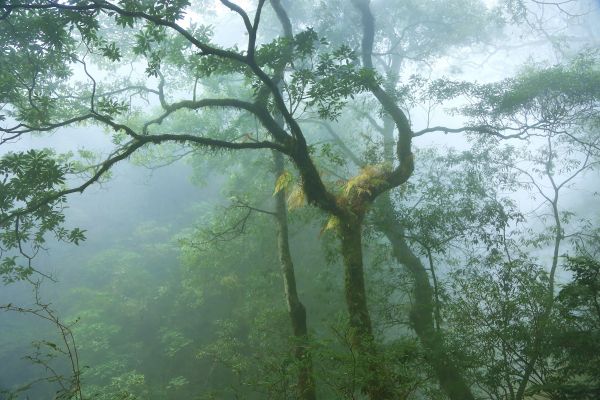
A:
[
  {"xmin": 339, "ymin": 217, "xmax": 398, "ymax": 400},
  {"xmin": 273, "ymin": 151, "xmax": 317, "ymax": 400}
]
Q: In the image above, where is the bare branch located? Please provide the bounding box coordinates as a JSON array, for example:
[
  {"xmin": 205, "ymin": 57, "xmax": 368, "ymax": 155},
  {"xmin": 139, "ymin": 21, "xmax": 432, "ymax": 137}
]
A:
[
  {"xmin": 412, "ymin": 125, "xmax": 530, "ymax": 140},
  {"xmin": 1, "ymin": 114, "xmax": 96, "ymax": 141}
]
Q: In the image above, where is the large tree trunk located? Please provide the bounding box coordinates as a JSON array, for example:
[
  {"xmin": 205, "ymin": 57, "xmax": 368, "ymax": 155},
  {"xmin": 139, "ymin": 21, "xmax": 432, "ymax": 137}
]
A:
[
  {"xmin": 273, "ymin": 151, "xmax": 317, "ymax": 400},
  {"xmin": 339, "ymin": 217, "xmax": 398, "ymax": 400},
  {"xmin": 375, "ymin": 195, "xmax": 475, "ymax": 400}
]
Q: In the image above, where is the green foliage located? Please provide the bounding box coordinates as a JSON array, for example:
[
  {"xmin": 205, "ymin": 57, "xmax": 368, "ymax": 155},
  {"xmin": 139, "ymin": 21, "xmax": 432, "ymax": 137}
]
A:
[
  {"xmin": 1, "ymin": 0, "xmax": 599, "ymax": 399},
  {"xmin": 96, "ymin": 97, "xmax": 129, "ymax": 117},
  {"xmin": 113, "ymin": 0, "xmax": 191, "ymax": 22},
  {"xmin": 388, "ymin": 148, "xmax": 519, "ymax": 254},
  {"xmin": 539, "ymin": 255, "xmax": 600, "ymax": 399},
  {"xmin": 289, "ymin": 48, "xmax": 380, "ymax": 120},
  {"xmin": 88, "ymin": 371, "xmax": 149, "ymax": 400},
  {"xmin": 559, "ymin": 255, "xmax": 600, "ymax": 319},
  {"xmin": 445, "ymin": 255, "xmax": 552, "ymax": 398},
  {"xmin": 0, "ymin": 150, "xmax": 85, "ymax": 282},
  {"xmin": 455, "ymin": 53, "xmax": 600, "ymax": 131},
  {"xmin": 159, "ymin": 327, "xmax": 192, "ymax": 357}
]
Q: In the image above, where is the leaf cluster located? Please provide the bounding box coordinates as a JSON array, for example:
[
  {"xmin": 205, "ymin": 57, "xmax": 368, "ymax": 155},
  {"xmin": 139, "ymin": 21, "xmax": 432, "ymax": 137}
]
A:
[{"xmin": 0, "ymin": 150, "xmax": 86, "ymax": 282}]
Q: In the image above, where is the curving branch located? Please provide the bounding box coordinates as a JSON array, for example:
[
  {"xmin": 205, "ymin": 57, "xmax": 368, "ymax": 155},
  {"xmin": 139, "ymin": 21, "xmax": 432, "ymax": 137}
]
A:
[
  {"xmin": 220, "ymin": 0, "xmax": 253, "ymax": 34},
  {"xmin": 270, "ymin": 0, "xmax": 293, "ymax": 39},
  {"xmin": 77, "ymin": 55, "xmax": 97, "ymax": 112},
  {"xmin": 351, "ymin": 0, "xmax": 414, "ymax": 194},
  {"xmin": 0, "ymin": 127, "xmax": 283, "ymax": 228},
  {"xmin": 220, "ymin": 0, "xmax": 266, "ymax": 58}
]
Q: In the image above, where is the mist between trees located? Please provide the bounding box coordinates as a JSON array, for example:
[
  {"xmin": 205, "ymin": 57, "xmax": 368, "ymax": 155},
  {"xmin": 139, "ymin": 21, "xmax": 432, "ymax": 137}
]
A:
[{"xmin": 1, "ymin": 0, "xmax": 599, "ymax": 399}]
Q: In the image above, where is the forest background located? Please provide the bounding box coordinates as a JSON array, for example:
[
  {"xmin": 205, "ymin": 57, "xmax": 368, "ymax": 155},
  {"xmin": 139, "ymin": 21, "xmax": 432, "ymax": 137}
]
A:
[{"xmin": 0, "ymin": 0, "xmax": 599, "ymax": 399}]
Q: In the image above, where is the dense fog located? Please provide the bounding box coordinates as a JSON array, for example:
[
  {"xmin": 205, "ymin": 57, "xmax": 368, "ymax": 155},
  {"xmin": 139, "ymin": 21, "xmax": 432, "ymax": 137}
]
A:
[{"xmin": 1, "ymin": 1, "xmax": 599, "ymax": 399}]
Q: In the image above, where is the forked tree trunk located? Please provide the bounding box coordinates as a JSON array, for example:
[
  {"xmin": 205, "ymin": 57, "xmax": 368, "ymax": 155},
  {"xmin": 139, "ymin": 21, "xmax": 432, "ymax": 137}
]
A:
[{"xmin": 273, "ymin": 151, "xmax": 316, "ymax": 400}]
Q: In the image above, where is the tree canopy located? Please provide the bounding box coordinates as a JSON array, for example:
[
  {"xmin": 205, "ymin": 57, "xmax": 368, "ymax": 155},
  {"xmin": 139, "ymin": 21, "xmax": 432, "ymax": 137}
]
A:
[{"xmin": 1, "ymin": 0, "xmax": 599, "ymax": 399}]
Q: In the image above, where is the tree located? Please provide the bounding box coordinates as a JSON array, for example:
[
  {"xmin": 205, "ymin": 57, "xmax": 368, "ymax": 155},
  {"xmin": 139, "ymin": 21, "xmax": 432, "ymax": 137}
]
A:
[
  {"xmin": 1, "ymin": 0, "xmax": 599, "ymax": 399},
  {"xmin": 439, "ymin": 55, "xmax": 600, "ymax": 399},
  {"xmin": 0, "ymin": 1, "xmax": 413, "ymax": 397}
]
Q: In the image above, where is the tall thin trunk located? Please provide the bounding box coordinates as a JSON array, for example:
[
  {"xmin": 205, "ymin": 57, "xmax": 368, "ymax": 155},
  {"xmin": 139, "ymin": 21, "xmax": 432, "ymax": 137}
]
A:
[
  {"xmin": 515, "ymin": 189, "xmax": 562, "ymax": 400},
  {"xmin": 273, "ymin": 151, "xmax": 316, "ymax": 400}
]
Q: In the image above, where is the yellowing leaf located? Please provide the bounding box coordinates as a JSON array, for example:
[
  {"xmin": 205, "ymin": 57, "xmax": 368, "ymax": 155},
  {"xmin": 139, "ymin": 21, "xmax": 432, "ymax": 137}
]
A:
[
  {"xmin": 343, "ymin": 165, "xmax": 386, "ymax": 196},
  {"xmin": 287, "ymin": 184, "xmax": 305, "ymax": 210},
  {"xmin": 273, "ymin": 170, "xmax": 293, "ymax": 195},
  {"xmin": 320, "ymin": 216, "xmax": 340, "ymax": 234}
]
